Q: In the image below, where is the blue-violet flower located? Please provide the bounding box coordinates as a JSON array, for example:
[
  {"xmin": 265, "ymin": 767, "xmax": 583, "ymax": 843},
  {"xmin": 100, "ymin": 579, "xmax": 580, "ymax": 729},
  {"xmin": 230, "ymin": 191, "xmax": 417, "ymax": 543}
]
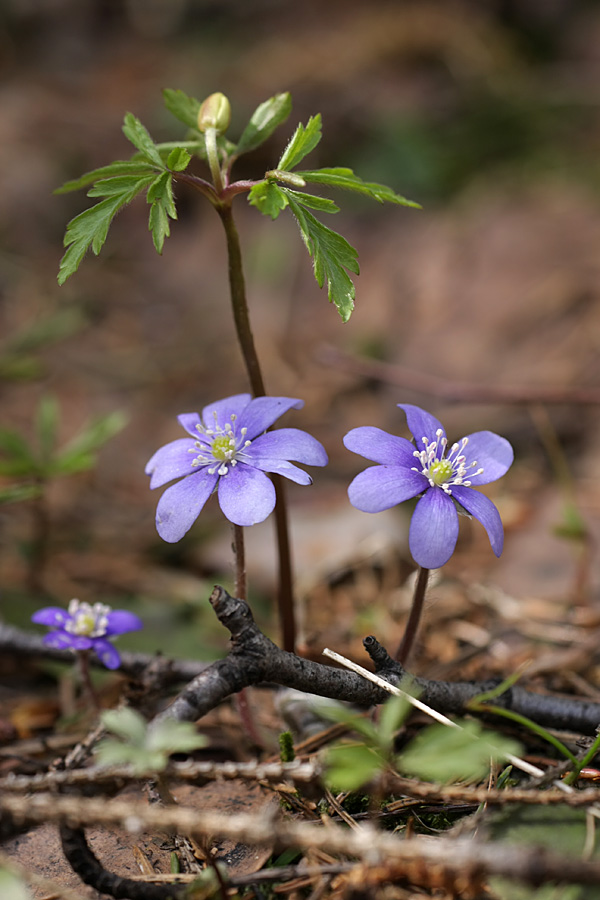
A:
[
  {"xmin": 344, "ymin": 404, "xmax": 514, "ymax": 569},
  {"xmin": 146, "ymin": 393, "xmax": 328, "ymax": 542},
  {"xmin": 32, "ymin": 599, "xmax": 143, "ymax": 669}
]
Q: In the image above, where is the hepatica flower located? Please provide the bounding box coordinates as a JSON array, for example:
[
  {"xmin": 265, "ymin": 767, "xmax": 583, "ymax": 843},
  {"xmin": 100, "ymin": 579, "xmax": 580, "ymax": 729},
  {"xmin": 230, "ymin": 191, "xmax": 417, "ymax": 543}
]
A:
[
  {"xmin": 31, "ymin": 599, "xmax": 143, "ymax": 669},
  {"xmin": 344, "ymin": 404, "xmax": 513, "ymax": 569},
  {"xmin": 146, "ymin": 393, "xmax": 328, "ymax": 542}
]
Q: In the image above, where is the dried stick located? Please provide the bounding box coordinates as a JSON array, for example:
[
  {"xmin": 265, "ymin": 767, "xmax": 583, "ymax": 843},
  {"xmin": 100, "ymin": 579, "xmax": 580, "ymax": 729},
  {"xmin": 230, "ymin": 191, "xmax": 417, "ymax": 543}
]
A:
[
  {"xmin": 153, "ymin": 586, "xmax": 600, "ymax": 737},
  {"xmin": 3, "ymin": 793, "xmax": 600, "ymax": 893}
]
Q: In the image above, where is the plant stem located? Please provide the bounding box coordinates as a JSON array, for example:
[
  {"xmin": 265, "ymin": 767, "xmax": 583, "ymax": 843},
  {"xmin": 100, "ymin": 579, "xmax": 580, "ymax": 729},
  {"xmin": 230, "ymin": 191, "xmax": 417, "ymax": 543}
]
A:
[
  {"xmin": 76, "ymin": 651, "xmax": 101, "ymax": 712},
  {"xmin": 217, "ymin": 202, "xmax": 297, "ymax": 653},
  {"xmin": 231, "ymin": 523, "xmax": 263, "ymax": 747},
  {"xmin": 232, "ymin": 524, "xmax": 246, "ymax": 601},
  {"xmin": 395, "ymin": 567, "xmax": 430, "ymax": 665},
  {"xmin": 204, "ymin": 127, "xmax": 223, "ymax": 193}
]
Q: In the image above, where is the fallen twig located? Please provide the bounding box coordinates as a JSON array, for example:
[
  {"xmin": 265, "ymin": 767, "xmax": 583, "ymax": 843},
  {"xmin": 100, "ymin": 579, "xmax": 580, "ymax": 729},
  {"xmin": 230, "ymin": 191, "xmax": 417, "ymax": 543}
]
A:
[{"xmin": 154, "ymin": 586, "xmax": 600, "ymax": 736}]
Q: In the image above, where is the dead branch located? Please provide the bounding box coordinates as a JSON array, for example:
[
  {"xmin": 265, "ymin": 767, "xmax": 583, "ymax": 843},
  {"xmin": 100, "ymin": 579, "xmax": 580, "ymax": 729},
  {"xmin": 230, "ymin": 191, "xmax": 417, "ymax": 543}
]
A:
[
  {"xmin": 3, "ymin": 793, "xmax": 600, "ymax": 893},
  {"xmin": 154, "ymin": 586, "xmax": 600, "ymax": 736}
]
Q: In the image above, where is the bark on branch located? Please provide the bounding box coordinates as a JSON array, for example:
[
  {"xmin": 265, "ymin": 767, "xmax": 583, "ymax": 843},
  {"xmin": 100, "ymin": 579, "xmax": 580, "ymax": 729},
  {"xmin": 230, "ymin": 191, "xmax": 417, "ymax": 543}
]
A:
[{"xmin": 155, "ymin": 586, "xmax": 600, "ymax": 737}]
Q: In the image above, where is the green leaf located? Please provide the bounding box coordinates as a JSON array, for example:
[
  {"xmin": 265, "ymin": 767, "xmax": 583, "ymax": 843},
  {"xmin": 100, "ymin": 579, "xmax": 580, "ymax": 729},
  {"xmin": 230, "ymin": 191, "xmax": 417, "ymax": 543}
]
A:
[
  {"xmin": 166, "ymin": 147, "xmax": 191, "ymax": 172},
  {"xmin": 316, "ymin": 703, "xmax": 379, "ymax": 745},
  {"xmin": 147, "ymin": 720, "xmax": 207, "ymax": 755},
  {"xmin": 248, "ymin": 181, "xmax": 289, "ymax": 220},
  {"xmin": 236, "ymin": 92, "xmax": 292, "ymax": 156},
  {"xmin": 53, "ymin": 410, "xmax": 127, "ymax": 474},
  {"xmin": 488, "ymin": 806, "xmax": 600, "ymax": 900},
  {"xmin": 163, "ymin": 88, "xmax": 201, "ymax": 130},
  {"xmin": 285, "ymin": 192, "xmax": 358, "ymax": 321},
  {"xmin": 101, "ymin": 707, "xmax": 148, "ymax": 746},
  {"xmin": 0, "ymin": 427, "xmax": 34, "ymax": 462},
  {"xmin": 0, "ymin": 483, "xmax": 42, "ymax": 505},
  {"xmin": 399, "ymin": 720, "xmax": 522, "ymax": 783},
  {"xmin": 377, "ymin": 694, "xmax": 412, "ymax": 752},
  {"xmin": 94, "ymin": 740, "xmax": 142, "ymax": 769},
  {"xmin": 324, "ymin": 743, "xmax": 384, "ymax": 792},
  {"xmin": 281, "ymin": 190, "xmax": 338, "ymax": 214},
  {"xmin": 36, "ymin": 395, "xmax": 59, "ymax": 459},
  {"xmin": 122, "ymin": 113, "xmax": 165, "ymax": 168},
  {"xmin": 277, "ymin": 114, "xmax": 322, "ymax": 171},
  {"xmin": 55, "ymin": 160, "xmax": 157, "ymax": 195},
  {"xmin": 0, "ymin": 869, "xmax": 31, "ymax": 900},
  {"xmin": 87, "ymin": 174, "xmax": 157, "ymax": 198},
  {"xmin": 296, "ymin": 167, "xmax": 421, "ymax": 208},
  {"xmin": 147, "ymin": 171, "xmax": 176, "ymax": 253},
  {"xmin": 58, "ymin": 177, "xmax": 154, "ymax": 285}
]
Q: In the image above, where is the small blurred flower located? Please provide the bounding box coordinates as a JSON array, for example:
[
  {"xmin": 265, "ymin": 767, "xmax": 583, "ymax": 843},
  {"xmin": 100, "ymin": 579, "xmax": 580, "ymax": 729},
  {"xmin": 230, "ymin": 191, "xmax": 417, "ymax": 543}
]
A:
[
  {"xmin": 31, "ymin": 599, "xmax": 143, "ymax": 669},
  {"xmin": 344, "ymin": 404, "xmax": 513, "ymax": 569},
  {"xmin": 146, "ymin": 393, "xmax": 328, "ymax": 542}
]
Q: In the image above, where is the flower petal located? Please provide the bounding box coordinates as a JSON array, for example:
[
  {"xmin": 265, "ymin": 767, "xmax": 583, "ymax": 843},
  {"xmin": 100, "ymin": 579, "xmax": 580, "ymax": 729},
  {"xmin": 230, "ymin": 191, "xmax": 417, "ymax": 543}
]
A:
[
  {"xmin": 343, "ymin": 426, "xmax": 416, "ymax": 466},
  {"xmin": 245, "ymin": 457, "xmax": 313, "ymax": 485},
  {"xmin": 246, "ymin": 429, "xmax": 328, "ymax": 465},
  {"xmin": 32, "ymin": 607, "xmax": 72, "ymax": 628},
  {"xmin": 155, "ymin": 470, "xmax": 219, "ymax": 543},
  {"xmin": 459, "ymin": 431, "xmax": 514, "ymax": 486},
  {"xmin": 409, "ymin": 488, "xmax": 459, "ymax": 568},
  {"xmin": 398, "ymin": 404, "xmax": 445, "ymax": 445},
  {"xmin": 451, "ymin": 485, "xmax": 504, "ymax": 556},
  {"xmin": 43, "ymin": 632, "xmax": 92, "ymax": 651},
  {"xmin": 105, "ymin": 610, "xmax": 143, "ymax": 636},
  {"xmin": 348, "ymin": 465, "xmax": 426, "ymax": 513},
  {"xmin": 238, "ymin": 397, "xmax": 304, "ymax": 440},
  {"xmin": 217, "ymin": 463, "xmax": 276, "ymax": 525},
  {"xmin": 92, "ymin": 638, "xmax": 121, "ymax": 669},
  {"xmin": 145, "ymin": 438, "xmax": 198, "ymax": 489},
  {"xmin": 201, "ymin": 394, "xmax": 252, "ymax": 431},
  {"xmin": 177, "ymin": 412, "xmax": 203, "ymax": 437}
]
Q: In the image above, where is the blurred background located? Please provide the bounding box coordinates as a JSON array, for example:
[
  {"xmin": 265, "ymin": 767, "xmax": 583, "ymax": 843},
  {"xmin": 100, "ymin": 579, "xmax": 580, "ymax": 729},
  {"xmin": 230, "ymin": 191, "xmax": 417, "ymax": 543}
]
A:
[{"xmin": 1, "ymin": 0, "xmax": 600, "ymax": 676}]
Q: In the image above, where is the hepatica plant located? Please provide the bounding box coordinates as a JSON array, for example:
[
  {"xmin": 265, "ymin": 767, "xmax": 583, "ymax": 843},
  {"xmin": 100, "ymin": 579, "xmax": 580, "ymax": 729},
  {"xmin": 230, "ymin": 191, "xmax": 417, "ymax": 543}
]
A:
[
  {"xmin": 146, "ymin": 393, "xmax": 328, "ymax": 541},
  {"xmin": 345, "ymin": 404, "xmax": 513, "ymax": 663},
  {"xmin": 345, "ymin": 404, "xmax": 514, "ymax": 570},
  {"xmin": 32, "ymin": 599, "xmax": 143, "ymax": 669},
  {"xmin": 56, "ymin": 88, "xmax": 418, "ymax": 652}
]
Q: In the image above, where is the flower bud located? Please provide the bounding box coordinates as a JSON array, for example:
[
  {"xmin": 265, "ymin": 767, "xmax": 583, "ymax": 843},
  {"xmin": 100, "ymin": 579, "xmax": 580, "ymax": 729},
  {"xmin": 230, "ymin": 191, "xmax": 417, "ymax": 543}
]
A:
[{"xmin": 197, "ymin": 92, "xmax": 231, "ymax": 134}]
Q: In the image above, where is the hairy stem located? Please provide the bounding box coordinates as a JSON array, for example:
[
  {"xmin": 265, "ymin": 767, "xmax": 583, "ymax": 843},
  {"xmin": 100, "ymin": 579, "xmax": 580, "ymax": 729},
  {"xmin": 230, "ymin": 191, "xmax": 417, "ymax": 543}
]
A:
[
  {"xmin": 396, "ymin": 567, "xmax": 429, "ymax": 665},
  {"xmin": 232, "ymin": 523, "xmax": 246, "ymax": 601},
  {"xmin": 217, "ymin": 202, "xmax": 296, "ymax": 653}
]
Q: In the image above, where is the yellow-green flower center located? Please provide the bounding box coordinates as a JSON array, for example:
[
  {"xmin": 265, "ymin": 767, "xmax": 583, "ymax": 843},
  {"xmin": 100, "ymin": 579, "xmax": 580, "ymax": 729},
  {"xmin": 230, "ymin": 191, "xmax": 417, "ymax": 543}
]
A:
[
  {"xmin": 72, "ymin": 612, "xmax": 96, "ymax": 635},
  {"xmin": 211, "ymin": 434, "xmax": 236, "ymax": 461},
  {"xmin": 427, "ymin": 459, "xmax": 454, "ymax": 486}
]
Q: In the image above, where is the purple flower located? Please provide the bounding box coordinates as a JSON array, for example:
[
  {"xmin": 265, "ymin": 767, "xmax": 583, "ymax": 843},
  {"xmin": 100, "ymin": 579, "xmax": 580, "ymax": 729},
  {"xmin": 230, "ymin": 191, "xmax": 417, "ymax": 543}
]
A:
[
  {"xmin": 344, "ymin": 404, "xmax": 514, "ymax": 569},
  {"xmin": 146, "ymin": 393, "xmax": 328, "ymax": 542},
  {"xmin": 31, "ymin": 599, "xmax": 143, "ymax": 669}
]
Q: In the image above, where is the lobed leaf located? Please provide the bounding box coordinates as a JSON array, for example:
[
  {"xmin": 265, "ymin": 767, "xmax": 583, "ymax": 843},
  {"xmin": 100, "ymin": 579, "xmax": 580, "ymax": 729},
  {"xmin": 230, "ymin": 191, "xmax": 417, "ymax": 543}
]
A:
[
  {"xmin": 58, "ymin": 176, "xmax": 154, "ymax": 284},
  {"xmin": 55, "ymin": 160, "xmax": 157, "ymax": 195},
  {"xmin": 325, "ymin": 743, "xmax": 384, "ymax": 792},
  {"xmin": 122, "ymin": 113, "xmax": 165, "ymax": 168},
  {"xmin": 277, "ymin": 114, "xmax": 322, "ymax": 171},
  {"xmin": 399, "ymin": 719, "xmax": 522, "ymax": 783},
  {"xmin": 166, "ymin": 146, "xmax": 191, "ymax": 172},
  {"xmin": 285, "ymin": 192, "xmax": 358, "ymax": 322},
  {"xmin": 297, "ymin": 167, "xmax": 421, "ymax": 207},
  {"xmin": 163, "ymin": 88, "xmax": 201, "ymax": 130},
  {"xmin": 147, "ymin": 171, "xmax": 177, "ymax": 253},
  {"xmin": 101, "ymin": 707, "xmax": 148, "ymax": 746},
  {"xmin": 236, "ymin": 92, "xmax": 292, "ymax": 156},
  {"xmin": 248, "ymin": 181, "xmax": 289, "ymax": 220}
]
